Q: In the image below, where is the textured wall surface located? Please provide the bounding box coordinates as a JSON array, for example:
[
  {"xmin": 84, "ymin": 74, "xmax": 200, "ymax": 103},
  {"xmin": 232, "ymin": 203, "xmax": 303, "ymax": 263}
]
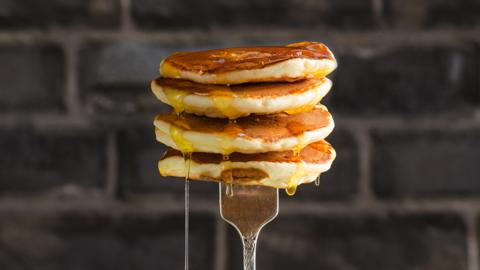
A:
[{"xmin": 0, "ymin": 0, "xmax": 479, "ymax": 270}]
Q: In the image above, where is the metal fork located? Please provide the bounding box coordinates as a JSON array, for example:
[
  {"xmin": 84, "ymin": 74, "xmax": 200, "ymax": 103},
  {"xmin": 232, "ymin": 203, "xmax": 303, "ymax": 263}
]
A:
[{"xmin": 219, "ymin": 183, "xmax": 279, "ymax": 270}]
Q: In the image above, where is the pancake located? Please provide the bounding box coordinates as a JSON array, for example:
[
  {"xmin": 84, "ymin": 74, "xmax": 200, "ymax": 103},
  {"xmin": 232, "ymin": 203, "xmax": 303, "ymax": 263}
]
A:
[
  {"xmin": 157, "ymin": 140, "xmax": 336, "ymax": 189},
  {"xmin": 151, "ymin": 77, "xmax": 332, "ymax": 119},
  {"xmin": 154, "ymin": 105, "xmax": 334, "ymax": 155},
  {"xmin": 160, "ymin": 42, "xmax": 337, "ymax": 85}
]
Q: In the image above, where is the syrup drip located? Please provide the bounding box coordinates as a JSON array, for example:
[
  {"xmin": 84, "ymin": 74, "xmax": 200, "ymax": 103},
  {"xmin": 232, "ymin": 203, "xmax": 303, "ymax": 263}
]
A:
[
  {"xmin": 311, "ymin": 67, "xmax": 330, "ymax": 79},
  {"xmin": 226, "ymin": 183, "xmax": 234, "ymax": 198},
  {"xmin": 183, "ymin": 152, "xmax": 191, "ymax": 270},
  {"xmin": 161, "ymin": 62, "xmax": 182, "ymax": 78},
  {"xmin": 284, "ymin": 100, "xmax": 318, "ymax": 115},
  {"xmin": 169, "ymin": 113, "xmax": 193, "ymax": 270},
  {"xmin": 315, "ymin": 174, "xmax": 321, "ymax": 186},
  {"xmin": 286, "ymin": 161, "xmax": 304, "ymax": 196},
  {"xmin": 222, "ymin": 160, "xmax": 234, "ymax": 197},
  {"xmin": 284, "ymin": 87, "xmax": 322, "ymax": 115},
  {"xmin": 170, "ymin": 124, "xmax": 194, "ymax": 153},
  {"xmin": 163, "ymin": 87, "xmax": 189, "ymax": 115},
  {"xmin": 211, "ymin": 90, "xmax": 242, "ymax": 119},
  {"xmin": 286, "ymin": 120, "xmax": 309, "ymax": 156}
]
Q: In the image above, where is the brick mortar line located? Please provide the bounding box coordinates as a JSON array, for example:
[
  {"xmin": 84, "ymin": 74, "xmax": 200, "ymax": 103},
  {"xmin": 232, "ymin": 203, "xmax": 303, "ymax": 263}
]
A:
[
  {"xmin": 0, "ymin": 28, "xmax": 479, "ymax": 45},
  {"xmin": 1, "ymin": 197, "xmax": 480, "ymax": 215},
  {"xmin": 465, "ymin": 211, "xmax": 479, "ymax": 270}
]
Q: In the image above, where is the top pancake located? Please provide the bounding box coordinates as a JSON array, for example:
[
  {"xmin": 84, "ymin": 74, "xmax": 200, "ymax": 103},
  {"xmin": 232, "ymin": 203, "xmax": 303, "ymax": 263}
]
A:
[{"xmin": 160, "ymin": 41, "xmax": 337, "ymax": 85}]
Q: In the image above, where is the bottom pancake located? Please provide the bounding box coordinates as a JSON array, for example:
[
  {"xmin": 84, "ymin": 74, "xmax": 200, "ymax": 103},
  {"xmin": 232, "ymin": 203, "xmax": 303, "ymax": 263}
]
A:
[{"xmin": 157, "ymin": 141, "xmax": 336, "ymax": 189}]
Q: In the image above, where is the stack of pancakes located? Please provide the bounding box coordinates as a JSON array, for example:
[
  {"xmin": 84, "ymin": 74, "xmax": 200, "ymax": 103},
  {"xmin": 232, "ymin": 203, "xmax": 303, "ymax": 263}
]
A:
[{"xmin": 151, "ymin": 42, "xmax": 337, "ymax": 195}]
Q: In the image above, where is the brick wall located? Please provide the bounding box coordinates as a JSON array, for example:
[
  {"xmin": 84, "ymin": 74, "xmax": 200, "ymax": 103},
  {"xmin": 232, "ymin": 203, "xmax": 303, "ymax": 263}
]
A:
[{"xmin": 0, "ymin": 0, "xmax": 479, "ymax": 269}]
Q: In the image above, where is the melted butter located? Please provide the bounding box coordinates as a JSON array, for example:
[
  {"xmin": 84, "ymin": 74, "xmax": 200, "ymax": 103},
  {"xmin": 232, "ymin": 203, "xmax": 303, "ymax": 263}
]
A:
[
  {"xmin": 218, "ymin": 134, "xmax": 236, "ymax": 156},
  {"xmin": 292, "ymin": 133, "xmax": 309, "ymax": 156},
  {"xmin": 161, "ymin": 62, "xmax": 181, "ymax": 78},
  {"xmin": 170, "ymin": 124, "xmax": 194, "ymax": 153},
  {"xmin": 284, "ymin": 87, "xmax": 322, "ymax": 115},
  {"xmin": 311, "ymin": 67, "xmax": 330, "ymax": 79},
  {"xmin": 159, "ymin": 166, "xmax": 167, "ymax": 176},
  {"xmin": 292, "ymin": 135, "xmax": 305, "ymax": 156},
  {"xmin": 219, "ymin": 122, "xmax": 243, "ymax": 155},
  {"xmin": 286, "ymin": 161, "xmax": 305, "ymax": 196},
  {"xmin": 211, "ymin": 90, "xmax": 243, "ymax": 119},
  {"xmin": 163, "ymin": 87, "xmax": 189, "ymax": 115},
  {"xmin": 284, "ymin": 100, "xmax": 318, "ymax": 114}
]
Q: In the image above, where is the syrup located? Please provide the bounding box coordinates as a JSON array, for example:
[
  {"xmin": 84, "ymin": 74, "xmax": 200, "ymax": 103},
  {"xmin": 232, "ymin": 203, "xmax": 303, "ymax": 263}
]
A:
[
  {"xmin": 315, "ymin": 174, "xmax": 321, "ymax": 186},
  {"xmin": 286, "ymin": 161, "xmax": 305, "ymax": 196},
  {"xmin": 163, "ymin": 87, "xmax": 189, "ymax": 114}
]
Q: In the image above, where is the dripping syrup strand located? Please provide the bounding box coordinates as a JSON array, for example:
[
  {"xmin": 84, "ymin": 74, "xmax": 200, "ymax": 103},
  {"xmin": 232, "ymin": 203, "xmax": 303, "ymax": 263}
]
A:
[
  {"xmin": 173, "ymin": 110, "xmax": 191, "ymax": 270},
  {"xmin": 222, "ymin": 154, "xmax": 234, "ymax": 197},
  {"xmin": 224, "ymin": 119, "xmax": 236, "ymax": 198},
  {"xmin": 286, "ymin": 143, "xmax": 303, "ymax": 196},
  {"xmin": 183, "ymin": 152, "xmax": 191, "ymax": 270},
  {"xmin": 315, "ymin": 174, "xmax": 321, "ymax": 186}
]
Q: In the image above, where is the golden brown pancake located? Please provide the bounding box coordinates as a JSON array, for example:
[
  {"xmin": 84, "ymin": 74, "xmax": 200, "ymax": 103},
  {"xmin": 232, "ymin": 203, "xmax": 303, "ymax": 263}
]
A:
[
  {"xmin": 157, "ymin": 140, "xmax": 336, "ymax": 188},
  {"xmin": 160, "ymin": 42, "xmax": 337, "ymax": 84},
  {"xmin": 153, "ymin": 105, "xmax": 334, "ymax": 154},
  {"xmin": 153, "ymin": 77, "xmax": 325, "ymax": 97},
  {"xmin": 151, "ymin": 77, "xmax": 332, "ymax": 119}
]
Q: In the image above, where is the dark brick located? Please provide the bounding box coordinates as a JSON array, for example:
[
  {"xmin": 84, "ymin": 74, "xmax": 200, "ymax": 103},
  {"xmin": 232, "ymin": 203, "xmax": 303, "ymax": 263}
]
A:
[
  {"xmin": 0, "ymin": 212, "xmax": 215, "ymax": 270},
  {"xmin": 0, "ymin": 44, "xmax": 64, "ymax": 112},
  {"xmin": 383, "ymin": 0, "xmax": 427, "ymax": 29},
  {"xmin": 227, "ymin": 214, "xmax": 467, "ymax": 270},
  {"xmin": 0, "ymin": 126, "xmax": 107, "ymax": 195},
  {"xmin": 78, "ymin": 42, "xmax": 225, "ymax": 114},
  {"xmin": 0, "ymin": 0, "xmax": 119, "ymax": 29},
  {"xmin": 326, "ymin": 44, "xmax": 477, "ymax": 115},
  {"xmin": 131, "ymin": 0, "xmax": 376, "ymax": 30},
  {"xmin": 118, "ymin": 124, "xmax": 218, "ymax": 197},
  {"xmin": 372, "ymin": 129, "xmax": 480, "ymax": 198},
  {"xmin": 425, "ymin": 0, "xmax": 480, "ymax": 27},
  {"xmin": 281, "ymin": 128, "xmax": 358, "ymax": 201},
  {"xmin": 478, "ymin": 216, "xmax": 480, "ymax": 260}
]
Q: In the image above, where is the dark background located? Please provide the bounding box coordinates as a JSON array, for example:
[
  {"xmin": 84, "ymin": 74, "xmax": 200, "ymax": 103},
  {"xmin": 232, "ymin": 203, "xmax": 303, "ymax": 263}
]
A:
[{"xmin": 0, "ymin": 0, "xmax": 479, "ymax": 269}]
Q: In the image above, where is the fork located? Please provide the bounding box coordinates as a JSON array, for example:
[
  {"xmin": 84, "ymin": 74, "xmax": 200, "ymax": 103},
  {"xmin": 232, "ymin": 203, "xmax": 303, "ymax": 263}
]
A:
[{"xmin": 219, "ymin": 183, "xmax": 279, "ymax": 270}]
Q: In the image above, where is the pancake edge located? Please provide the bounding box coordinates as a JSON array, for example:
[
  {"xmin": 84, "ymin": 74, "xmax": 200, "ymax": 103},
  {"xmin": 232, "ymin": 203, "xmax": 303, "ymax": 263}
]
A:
[
  {"xmin": 153, "ymin": 111, "xmax": 334, "ymax": 154},
  {"xmin": 157, "ymin": 149, "xmax": 336, "ymax": 188},
  {"xmin": 151, "ymin": 78, "xmax": 332, "ymax": 118},
  {"xmin": 160, "ymin": 57, "xmax": 337, "ymax": 85}
]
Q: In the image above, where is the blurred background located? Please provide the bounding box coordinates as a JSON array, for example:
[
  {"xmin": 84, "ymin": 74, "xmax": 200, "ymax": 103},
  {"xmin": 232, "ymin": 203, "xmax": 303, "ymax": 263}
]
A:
[{"xmin": 0, "ymin": 0, "xmax": 479, "ymax": 269}]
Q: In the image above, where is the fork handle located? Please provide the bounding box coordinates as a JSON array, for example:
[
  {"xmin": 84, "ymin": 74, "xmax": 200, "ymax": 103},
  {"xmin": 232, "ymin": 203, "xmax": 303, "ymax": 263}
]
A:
[{"xmin": 242, "ymin": 233, "xmax": 258, "ymax": 270}]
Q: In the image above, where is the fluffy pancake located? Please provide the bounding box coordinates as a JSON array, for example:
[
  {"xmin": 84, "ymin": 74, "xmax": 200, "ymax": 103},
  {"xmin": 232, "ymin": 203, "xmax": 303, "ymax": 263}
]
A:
[
  {"xmin": 160, "ymin": 42, "xmax": 337, "ymax": 85},
  {"xmin": 158, "ymin": 140, "xmax": 336, "ymax": 189},
  {"xmin": 154, "ymin": 105, "xmax": 334, "ymax": 155},
  {"xmin": 151, "ymin": 77, "xmax": 332, "ymax": 119}
]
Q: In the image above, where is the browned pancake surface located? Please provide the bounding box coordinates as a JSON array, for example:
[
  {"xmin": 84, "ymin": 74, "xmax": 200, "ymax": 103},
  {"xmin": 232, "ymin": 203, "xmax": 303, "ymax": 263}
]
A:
[
  {"xmin": 153, "ymin": 77, "xmax": 324, "ymax": 98},
  {"xmin": 163, "ymin": 42, "xmax": 334, "ymax": 74},
  {"xmin": 162, "ymin": 141, "xmax": 334, "ymax": 164},
  {"xmin": 155, "ymin": 107, "xmax": 331, "ymax": 141}
]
